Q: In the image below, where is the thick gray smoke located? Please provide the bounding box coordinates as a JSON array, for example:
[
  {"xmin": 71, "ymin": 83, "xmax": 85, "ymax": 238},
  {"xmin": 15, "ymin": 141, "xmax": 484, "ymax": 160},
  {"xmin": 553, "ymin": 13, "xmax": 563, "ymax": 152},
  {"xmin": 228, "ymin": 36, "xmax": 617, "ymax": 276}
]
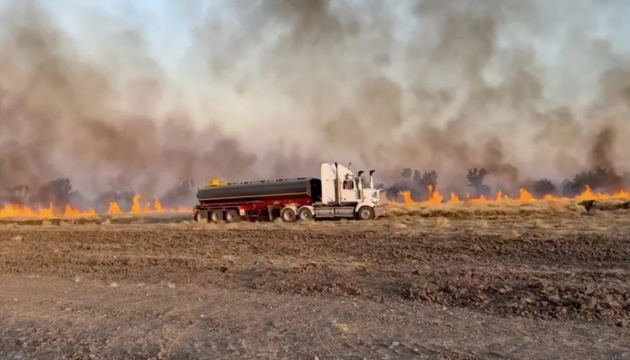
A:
[
  {"xmin": 182, "ymin": 0, "xmax": 630, "ymax": 188},
  {"xmin": 0, "ymin": 0, "xmax": 321, "ymax": 203},
  {"xmin": 0, "ymin": 0, "xmax": 629, "ymax": 204}
]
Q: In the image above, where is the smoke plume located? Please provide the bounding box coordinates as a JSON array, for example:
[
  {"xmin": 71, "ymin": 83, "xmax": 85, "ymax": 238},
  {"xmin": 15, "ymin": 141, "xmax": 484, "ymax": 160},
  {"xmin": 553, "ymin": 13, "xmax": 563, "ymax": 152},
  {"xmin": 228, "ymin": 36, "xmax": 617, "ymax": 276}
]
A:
[{"xmin": 0, "ymin": 0, "xmax": 629, "ymax": 205}]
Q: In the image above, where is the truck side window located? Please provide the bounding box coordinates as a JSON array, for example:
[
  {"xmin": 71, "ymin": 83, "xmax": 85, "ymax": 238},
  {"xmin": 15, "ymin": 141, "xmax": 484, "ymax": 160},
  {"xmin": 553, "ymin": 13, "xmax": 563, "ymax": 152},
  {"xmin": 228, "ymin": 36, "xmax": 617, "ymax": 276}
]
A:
[{"xmin": 343, "ymin": 180, "xmax": 354, "ymax": 190}]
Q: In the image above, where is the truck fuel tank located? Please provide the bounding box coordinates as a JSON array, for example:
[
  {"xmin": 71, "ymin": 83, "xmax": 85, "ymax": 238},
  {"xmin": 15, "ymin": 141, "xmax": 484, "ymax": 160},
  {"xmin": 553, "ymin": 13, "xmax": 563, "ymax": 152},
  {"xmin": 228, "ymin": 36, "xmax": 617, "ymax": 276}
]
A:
[{"xmin": 196, "ymin": 178, "xmax": 322, "ymax": 203}]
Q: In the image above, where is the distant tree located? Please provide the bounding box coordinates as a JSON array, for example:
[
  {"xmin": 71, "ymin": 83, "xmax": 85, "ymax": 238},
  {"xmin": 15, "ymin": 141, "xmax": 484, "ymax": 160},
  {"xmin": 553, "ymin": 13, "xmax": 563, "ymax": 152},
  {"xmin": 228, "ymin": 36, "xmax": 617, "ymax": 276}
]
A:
[
  {"xmin": 408, "ymin": 169, "xmax": 439, "ymax": 198},
  {"xmin": 467, "ymin": 167, "xmax": 490, "ymax": 197},
  {"xmin": 389, "ymin": 168, "xmax": 441, "ymax": 201},
  {"xmin": 560, "ymin": 179, "xmax": 574, "ymax": 197},
  {"xmin": 412, "ymin": 169, "xmax": 422, "ymax": 183},
  {"xmin": 37, "ymin": 178, "xmax": 78, "ymax": 209},
  {"xmin": 561, "ymin": 167, "xmax": 622, "ymax": 196},
  {"xmin": 593, "ymin": 167, "xmax": 622, "ymax": 189},
  {"xmin": 419, "ymin": 171, "xmax": 438, "ymax": 190},
  {"xmin": 532, "ymin": 179, "xmax": 556, "ymax": 197},
  {"xmin": 401, "ymin": 168, "xmax": 413, "ymax": 181}
]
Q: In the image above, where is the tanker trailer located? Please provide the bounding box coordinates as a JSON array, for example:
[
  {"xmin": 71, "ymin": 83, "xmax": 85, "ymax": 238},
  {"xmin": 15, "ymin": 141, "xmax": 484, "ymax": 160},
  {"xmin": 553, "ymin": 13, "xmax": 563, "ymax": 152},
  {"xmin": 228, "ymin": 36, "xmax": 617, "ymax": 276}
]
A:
[{"xmin": 192, "ymin": 162, "xmax": 388, "ymax": 223}]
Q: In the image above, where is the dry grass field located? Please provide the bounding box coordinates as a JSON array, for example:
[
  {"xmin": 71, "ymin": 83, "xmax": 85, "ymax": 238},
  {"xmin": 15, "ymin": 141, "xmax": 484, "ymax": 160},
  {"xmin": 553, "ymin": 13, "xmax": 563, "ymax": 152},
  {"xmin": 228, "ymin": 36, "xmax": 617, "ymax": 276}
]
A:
[{"xmin": 0, "ymin": 201, "xmax": 628, "ymax": 359}]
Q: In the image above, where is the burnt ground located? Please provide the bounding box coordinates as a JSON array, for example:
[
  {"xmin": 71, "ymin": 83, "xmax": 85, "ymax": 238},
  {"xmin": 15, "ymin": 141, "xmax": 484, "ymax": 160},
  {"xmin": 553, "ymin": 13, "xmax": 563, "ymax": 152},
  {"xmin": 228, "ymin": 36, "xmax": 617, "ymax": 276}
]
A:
[{"xmin": 0, "ymin": 211, "xmax": 629, "ymax": 359}]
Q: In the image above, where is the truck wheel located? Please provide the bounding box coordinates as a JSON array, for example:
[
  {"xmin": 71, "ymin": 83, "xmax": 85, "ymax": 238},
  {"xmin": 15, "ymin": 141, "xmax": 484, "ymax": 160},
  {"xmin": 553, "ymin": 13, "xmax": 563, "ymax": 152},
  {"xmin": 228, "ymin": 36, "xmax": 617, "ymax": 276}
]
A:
[
  {"xmin": 298, "ymin": 207, "xmax": 314, "ymax": 221},
  {"xmin": 225, "ymin": 209, "xmax": 240, "ymax": 223},
  {"xmin": 194, "ymin": 211, "xmax": 208, "ymax": 223},
  {"xmin": 281, "ymin": 207, "xmax": 297, "ymax": 222},
  {"xmin": 210, "ymin": 210, "xmax": 223, "ymax": 223},
  {"xmin": 357, "ymin": 206, "xmax": 375, "ymax": 220}
]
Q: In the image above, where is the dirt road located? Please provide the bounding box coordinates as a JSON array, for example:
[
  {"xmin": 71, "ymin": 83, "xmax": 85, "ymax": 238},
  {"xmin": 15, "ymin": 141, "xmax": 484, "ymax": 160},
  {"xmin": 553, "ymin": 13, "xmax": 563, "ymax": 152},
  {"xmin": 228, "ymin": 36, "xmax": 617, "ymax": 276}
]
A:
[{"xmin": 0, "ymin": 213, "xmax": 629, "ymax": 359}]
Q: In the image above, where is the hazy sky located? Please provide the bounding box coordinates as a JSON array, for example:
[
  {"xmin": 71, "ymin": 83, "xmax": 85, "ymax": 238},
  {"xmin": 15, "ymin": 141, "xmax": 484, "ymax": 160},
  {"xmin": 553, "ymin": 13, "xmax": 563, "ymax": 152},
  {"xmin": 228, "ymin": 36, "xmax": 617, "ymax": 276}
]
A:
[{"xmin": 27, "ymin": 0, "xmax": 630, "ymax": 75}]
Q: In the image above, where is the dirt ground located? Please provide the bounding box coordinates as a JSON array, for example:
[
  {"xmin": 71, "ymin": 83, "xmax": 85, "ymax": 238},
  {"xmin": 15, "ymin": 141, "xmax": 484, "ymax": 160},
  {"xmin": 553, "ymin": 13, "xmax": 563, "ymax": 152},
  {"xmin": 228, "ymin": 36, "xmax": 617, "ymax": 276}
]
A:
[{"xmin": 0, "ymin": 210, "xmax": 629, "ymax": 359}]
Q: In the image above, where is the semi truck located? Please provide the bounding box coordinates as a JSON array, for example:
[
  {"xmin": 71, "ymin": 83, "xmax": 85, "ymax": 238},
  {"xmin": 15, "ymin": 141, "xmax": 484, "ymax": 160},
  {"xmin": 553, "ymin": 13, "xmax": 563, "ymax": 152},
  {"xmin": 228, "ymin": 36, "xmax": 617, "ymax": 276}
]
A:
[{"xmin": 192, "ymin": 162, "xmax": 388, "ymax": 223}]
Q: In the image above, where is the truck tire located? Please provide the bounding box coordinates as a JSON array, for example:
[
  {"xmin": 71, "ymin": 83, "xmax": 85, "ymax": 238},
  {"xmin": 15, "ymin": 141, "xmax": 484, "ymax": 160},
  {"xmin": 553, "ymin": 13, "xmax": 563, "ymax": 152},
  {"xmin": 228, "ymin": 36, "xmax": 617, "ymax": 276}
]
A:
[
  {"xmin": 225, "ymin": 209, "xmax": 240, "ymax": 223},
  {"xmin": 194, "ymin": 211, "xmax": 208, "ymax": 223},
  {"xmin": 210, "ymin": 210, "xmax": 223, "ymax": 223},
  {"xmin": 281, "ymin": 207, "xmax": 297, "ymax": 222},
  {"xmin": 298, "ymin": 207, "xmax": 314, "ymax": 221},
  {"xmin": 357, "ymin": 206, "xmax": 375, "ymax": 220}
]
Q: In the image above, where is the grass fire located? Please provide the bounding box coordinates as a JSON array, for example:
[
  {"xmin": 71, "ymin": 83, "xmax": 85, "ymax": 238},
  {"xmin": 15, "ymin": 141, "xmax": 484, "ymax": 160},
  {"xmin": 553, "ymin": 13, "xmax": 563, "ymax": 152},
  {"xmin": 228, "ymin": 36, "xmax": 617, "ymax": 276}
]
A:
[
  {"xmin": 1, "ymin": 164, "xmax": 629, "ymax": 221},
  {"xmin": 385, "ymin": 166, "xmax": 630, "ymax": 207},
  {"xmin": 0, "ymin": 177, "xmax": 194, "ymax": 220}
]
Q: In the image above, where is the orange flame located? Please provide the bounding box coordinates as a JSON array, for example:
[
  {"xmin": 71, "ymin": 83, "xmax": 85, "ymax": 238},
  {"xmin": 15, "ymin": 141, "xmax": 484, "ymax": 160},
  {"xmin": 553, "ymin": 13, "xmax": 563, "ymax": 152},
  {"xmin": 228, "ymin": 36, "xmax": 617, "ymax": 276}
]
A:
[
  {"xmin": 106, "ymin": 195, "xmax": 188, "ymax": 217},
  {"xmin": 0, "ymin": 203, "xmax": 97, "ymax": 219},
  {"xmin": 63, "ymin": 205, "xmax": 97, "ymax": 218},
  {"xmin": 154, "ymin": 198, "xmax": 164, "ymax": 213},
  {"xmin": 130, "ymin": 195, "xmax": 142, "ymax": 215},
  {"xmin": 518, "ymin": 189, "xmax": 535, "ymax": 202},
  {"xmin": 0, "ymin": 204, "xmax": 53, "ymax": 218},
  {"xmin": 423, "ymin": 185, "xmax": 444, "ymax": 205},
  {"xmin": 0, "ymin": 194, "xmax": 185, "ymax": 220},
  {"xmin": 108, "ymin": 202, "xmax": 122, "ymax": 215},
  {"xmin": 402, "ymin": 191, "xmax": 414, "ymax": 206},
  {"xmin": 399, "ymin": 185, "xmax": 630, "ymax": 206}
]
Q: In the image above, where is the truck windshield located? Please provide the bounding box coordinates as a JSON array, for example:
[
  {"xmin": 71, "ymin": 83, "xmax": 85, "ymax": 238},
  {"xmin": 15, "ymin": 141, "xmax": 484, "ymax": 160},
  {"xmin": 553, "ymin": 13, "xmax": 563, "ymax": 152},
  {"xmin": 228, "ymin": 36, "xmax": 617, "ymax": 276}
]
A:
[{"xmin": 356, "ymin": 177, "xmax": 370, "ymax": 189}]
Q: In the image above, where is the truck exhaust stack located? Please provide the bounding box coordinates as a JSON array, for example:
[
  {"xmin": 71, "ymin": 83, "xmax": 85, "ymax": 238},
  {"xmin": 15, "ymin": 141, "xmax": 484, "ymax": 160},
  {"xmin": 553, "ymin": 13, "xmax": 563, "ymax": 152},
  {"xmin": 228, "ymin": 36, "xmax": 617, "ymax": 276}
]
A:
[{"xmin": 335, "ymin": 162, "xmax": 341, "ymax": 205}]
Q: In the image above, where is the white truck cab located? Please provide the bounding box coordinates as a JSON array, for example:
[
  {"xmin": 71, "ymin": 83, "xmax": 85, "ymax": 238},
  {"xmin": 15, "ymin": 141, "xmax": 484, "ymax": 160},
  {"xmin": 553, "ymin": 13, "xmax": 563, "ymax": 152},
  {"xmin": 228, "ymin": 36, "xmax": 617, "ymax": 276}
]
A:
[{"xmin": 300, "ymin": 162, "xmax": 388, "ymax": 220}]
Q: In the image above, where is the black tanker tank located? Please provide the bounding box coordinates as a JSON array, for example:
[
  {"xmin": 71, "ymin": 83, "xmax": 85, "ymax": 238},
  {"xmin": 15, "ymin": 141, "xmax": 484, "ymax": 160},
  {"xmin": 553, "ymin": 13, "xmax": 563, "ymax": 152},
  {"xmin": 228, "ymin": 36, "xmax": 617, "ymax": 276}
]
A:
[{"xmin": 196, "ymin": 178, "xmax": 322, "ymax": 204}]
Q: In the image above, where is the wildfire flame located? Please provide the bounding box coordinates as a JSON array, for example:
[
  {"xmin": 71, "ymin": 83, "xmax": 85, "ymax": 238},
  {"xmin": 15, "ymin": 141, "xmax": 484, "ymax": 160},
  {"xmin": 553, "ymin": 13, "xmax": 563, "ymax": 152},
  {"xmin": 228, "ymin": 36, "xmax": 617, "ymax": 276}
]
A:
[
  {"xmin": 0, "ymin": 195, "xmax": 184, "ymax": 219},
  {"xmin": 2, "ymin": 184, "xmax": 626, "ymax": 220},
  {"xmin": 0, "ymin": 204, "xmax": 97, "ymax": 219},
  {"xmin": 398, "ymin": 185, "xmax": 630, "ymax": 206},
  {"xmin": 108, "ymin": 196, "xmax": 177, "ymax": 216},
  {"xmin": 108, "ymin": 202, "xmax": 122, "ymax": 215}
]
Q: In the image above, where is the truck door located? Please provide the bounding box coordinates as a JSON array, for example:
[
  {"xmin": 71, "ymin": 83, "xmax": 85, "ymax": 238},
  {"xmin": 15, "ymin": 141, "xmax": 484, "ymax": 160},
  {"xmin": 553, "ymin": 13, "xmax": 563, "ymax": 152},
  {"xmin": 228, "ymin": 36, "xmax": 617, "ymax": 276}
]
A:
[{"xmin": 341, "ymin": 179, "xmax": 358, "ymax": 203}]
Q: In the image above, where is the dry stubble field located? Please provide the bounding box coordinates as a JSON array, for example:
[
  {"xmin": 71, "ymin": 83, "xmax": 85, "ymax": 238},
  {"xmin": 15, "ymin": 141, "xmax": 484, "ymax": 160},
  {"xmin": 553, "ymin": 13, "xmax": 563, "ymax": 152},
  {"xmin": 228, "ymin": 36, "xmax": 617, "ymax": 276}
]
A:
[{"xmin": 0, "ymin": 202, "xmax": 629, "ymax": 359}]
